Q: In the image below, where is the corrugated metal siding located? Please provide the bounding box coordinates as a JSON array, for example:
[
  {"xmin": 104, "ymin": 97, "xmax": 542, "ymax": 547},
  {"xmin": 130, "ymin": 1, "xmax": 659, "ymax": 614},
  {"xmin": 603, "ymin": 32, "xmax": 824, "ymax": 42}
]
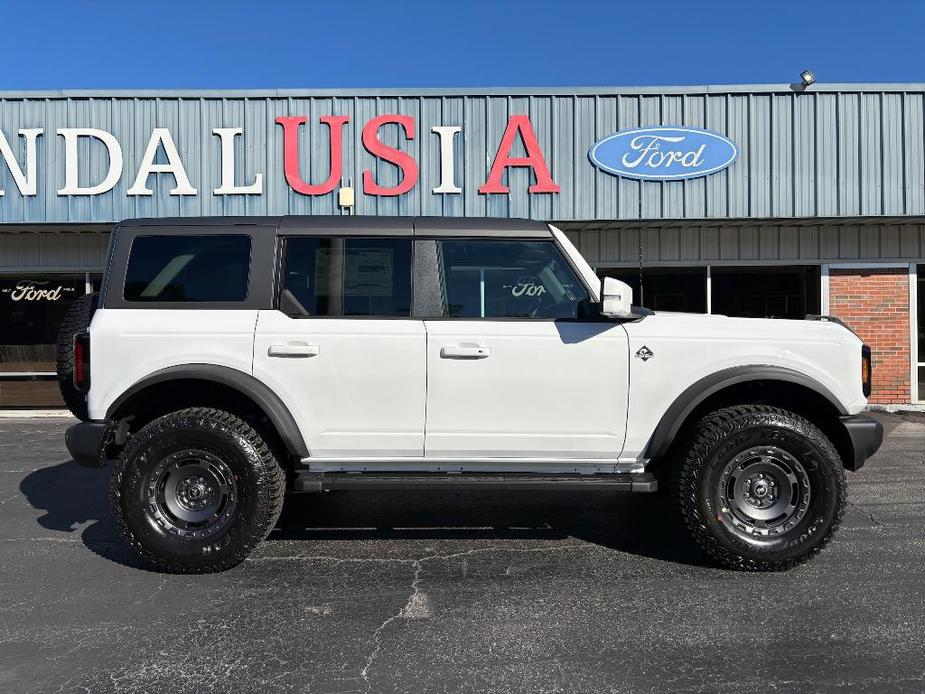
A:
[
  {"xmin": 6, "ymin": 223, "xmax": 923, "ymax": 272},
  {"xmin": 0, "ymin": 229, "xmax": 109, "ymax": 271},
  {"xmin": 566, "ymin": 222, "xmax": 925, "ymax": 266},
  {"xmin": 0, "ymin": 89, "xmax": 923, "ymax": 224}
]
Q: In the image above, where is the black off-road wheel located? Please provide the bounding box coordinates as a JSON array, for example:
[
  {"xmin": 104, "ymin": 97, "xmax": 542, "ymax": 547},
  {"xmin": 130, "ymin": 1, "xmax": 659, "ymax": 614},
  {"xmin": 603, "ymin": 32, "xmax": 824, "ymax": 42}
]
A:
[
  {"xmin": 666, "ymin": 405, "xmax": 846, "ymax": 571},
  {"xmin": 54, "ymin": 293, "xmax": 97, "ymax": 421},
  {"xmin": 110, "ymin": 407, "xmax": 285, "ymax": 573}
]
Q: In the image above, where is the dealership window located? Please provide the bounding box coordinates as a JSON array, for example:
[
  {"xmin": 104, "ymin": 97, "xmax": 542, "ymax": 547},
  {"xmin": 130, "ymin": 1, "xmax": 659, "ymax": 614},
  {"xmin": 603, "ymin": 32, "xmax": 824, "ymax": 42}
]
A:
[
  {"xmin": 124, "ymin": 235, "xmax": 251, "ymax": 302},
  {"xmin": 435, "ymin": 239, "xmax": 590, "ymax": 319},
  {"xmin": 712, "ymin": 266, "xmax": 820, "ymax": 319},
  {"xmin": 597, "ymin": 267, "xmax": 707, "ymax": 313},
  {"xmin": 0, "ymin": 274, "xmax": 97, "ymax": 408},
  {"xmin": 594, "ymin": 264, "xmax": 819, "ymax": 319},
  {"xmin": 282, "ymin": 237, "xmax": 412, "ymax": 317}
]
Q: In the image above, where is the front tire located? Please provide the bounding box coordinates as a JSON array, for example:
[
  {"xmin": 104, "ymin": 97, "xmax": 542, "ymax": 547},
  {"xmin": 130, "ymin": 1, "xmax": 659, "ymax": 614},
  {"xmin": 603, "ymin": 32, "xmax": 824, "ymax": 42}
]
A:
[
  {"xmin": 110, "ymin": 407, "xmax": 285, "ymax": 573},
  {"xmin": 667, "ymin": 405, "xmax": 846, "ymax": 571}
]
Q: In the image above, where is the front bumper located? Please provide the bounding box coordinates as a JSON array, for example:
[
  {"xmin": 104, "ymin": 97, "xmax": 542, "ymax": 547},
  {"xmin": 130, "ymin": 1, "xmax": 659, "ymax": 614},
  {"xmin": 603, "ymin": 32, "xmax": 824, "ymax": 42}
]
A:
[
  {"xmin": 65, "ymin": 420, "xmax": 111, "ymax": 467},
  {"xmin": 840, "ymin": 413, "xmax": 883, "ymax": 472}
]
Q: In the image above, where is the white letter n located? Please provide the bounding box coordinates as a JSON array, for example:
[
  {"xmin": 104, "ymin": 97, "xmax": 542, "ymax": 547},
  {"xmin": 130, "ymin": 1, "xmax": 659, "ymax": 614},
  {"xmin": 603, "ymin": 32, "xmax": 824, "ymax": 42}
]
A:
[{"xmin": 0, "ymin": 128, "xmax": 42, "ymax": 196}]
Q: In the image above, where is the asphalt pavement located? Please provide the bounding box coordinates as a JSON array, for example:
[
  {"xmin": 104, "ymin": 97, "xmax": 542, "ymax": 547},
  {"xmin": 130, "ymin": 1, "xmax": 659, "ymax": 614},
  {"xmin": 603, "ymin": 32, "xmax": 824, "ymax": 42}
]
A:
[{"xmin": 0, "ymin": 413, "xmax": 923, "ymax": 693}]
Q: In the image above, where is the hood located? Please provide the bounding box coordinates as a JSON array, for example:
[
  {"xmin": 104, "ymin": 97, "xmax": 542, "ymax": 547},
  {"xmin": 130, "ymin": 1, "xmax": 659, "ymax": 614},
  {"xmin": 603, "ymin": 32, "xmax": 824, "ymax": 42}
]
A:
[{"xmin": 630, "ymin": 311, "xmax": 860, "ymax": 345}]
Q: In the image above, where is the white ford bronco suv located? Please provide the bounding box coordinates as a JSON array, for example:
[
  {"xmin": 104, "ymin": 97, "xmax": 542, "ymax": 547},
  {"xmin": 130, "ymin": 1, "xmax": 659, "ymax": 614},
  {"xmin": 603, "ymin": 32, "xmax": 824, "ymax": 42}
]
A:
[{"xmin": 60, "ymin": 216, "xmax": 882, "ymax": 573}]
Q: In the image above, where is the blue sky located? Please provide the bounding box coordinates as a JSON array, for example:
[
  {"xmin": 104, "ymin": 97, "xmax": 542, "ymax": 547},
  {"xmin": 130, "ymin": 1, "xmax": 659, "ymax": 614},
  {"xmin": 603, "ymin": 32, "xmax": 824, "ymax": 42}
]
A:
[{"xmin": 2, "ymin": 0, "xmax": 923, "ymax": 89}]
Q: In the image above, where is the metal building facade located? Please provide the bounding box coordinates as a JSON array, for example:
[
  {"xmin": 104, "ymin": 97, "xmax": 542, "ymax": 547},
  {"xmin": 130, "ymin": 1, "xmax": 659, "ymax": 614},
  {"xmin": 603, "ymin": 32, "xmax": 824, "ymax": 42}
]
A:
[
  {"xmin": 2, "ymin": 84, "xmax": 925, "ymax": 407},
  {"xmin": 0, "ymin": 84, "xmax": 923, "ymax": 227}
]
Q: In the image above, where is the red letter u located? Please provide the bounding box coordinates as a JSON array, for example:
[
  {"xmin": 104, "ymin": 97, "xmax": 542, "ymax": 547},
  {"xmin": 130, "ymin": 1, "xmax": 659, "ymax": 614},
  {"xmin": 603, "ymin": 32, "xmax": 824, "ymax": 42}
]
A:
[{"xmin": 276, "ymin": 115, "xmax": 349, "ymax": 195}]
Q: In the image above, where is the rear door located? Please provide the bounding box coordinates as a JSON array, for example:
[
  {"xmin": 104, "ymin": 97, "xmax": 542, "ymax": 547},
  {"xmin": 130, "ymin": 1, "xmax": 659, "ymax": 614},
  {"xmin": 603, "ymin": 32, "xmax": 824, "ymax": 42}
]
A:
[
  {"xmin": 419, "ymin": 236, "xmax": 630, "ymax": 462},
  {"xmin": 252, "ymin": 231, "xmax": 426, "ymax": 458}
]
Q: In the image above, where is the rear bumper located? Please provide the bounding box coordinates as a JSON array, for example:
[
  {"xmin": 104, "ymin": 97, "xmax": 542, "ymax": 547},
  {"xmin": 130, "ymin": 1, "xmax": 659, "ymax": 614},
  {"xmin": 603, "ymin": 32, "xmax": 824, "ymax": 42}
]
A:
[
  {"xmin": 65, "ymin": 420, "xmax": 110, "ymax": 467},
  {"xmin": 840, "ymin": 414, "xmax": 883, "ymax": 472}
]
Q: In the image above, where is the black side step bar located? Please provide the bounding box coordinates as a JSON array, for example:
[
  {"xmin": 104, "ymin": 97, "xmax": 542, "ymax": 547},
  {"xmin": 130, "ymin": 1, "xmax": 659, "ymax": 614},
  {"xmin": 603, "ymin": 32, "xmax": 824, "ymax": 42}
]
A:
[{"xmin": 294, "ymin": 472, "xmax": 658, "ymax": 493}]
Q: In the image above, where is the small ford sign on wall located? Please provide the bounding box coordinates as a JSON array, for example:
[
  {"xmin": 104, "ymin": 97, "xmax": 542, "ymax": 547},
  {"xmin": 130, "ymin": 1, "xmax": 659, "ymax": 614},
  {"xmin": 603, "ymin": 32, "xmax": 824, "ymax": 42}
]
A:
[{"xmin": 589, "ymin": 126, "xmax": 738, "ymax": 181}]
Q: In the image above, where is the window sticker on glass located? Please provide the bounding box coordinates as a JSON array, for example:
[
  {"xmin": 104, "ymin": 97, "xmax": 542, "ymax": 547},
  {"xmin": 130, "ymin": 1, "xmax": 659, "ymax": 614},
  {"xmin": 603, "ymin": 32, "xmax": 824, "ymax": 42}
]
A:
[
  {"xmin": 285, "ymin": 237, "xmax": 411, "ymax": 317},
  {"xmin": 343, "ymin": 248, "xmax": 394, "ymax": 297}
]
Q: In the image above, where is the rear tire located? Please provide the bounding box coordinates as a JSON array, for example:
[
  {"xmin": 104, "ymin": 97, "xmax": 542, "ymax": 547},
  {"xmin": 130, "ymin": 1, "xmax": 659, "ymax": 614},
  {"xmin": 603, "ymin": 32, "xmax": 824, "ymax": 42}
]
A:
[
  {"xmin": 55, "ymin": 293, "xmax": 97, "ymax": 420},
  {"xmin": 110, "ymin": 407, "xmax": 285, "ymax": 573},
  {"xmin": 666, "ymin": 405, "xmax": 846, "ymax": 571}
]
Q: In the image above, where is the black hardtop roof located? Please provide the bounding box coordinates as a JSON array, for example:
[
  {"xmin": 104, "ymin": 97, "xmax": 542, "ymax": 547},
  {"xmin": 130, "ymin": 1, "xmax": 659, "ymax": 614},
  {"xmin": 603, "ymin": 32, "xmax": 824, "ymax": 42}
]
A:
[{"xmin": 117, "ymin": 215, "xmax": 551, "ymax": 238}]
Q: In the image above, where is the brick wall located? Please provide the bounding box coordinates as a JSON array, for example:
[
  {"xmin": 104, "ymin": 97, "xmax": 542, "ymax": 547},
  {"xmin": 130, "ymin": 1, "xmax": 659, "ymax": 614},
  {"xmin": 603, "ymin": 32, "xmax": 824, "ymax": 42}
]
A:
[{"xmin": 828, "ymin": 267, "xmax": 910, "ymax": 404}]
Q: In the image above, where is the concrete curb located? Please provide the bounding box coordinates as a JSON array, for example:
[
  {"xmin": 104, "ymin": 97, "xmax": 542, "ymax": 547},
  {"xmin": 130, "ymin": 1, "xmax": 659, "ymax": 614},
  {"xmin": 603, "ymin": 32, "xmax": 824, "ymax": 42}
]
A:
[
  {"xmin": 0, "ymin": 410, "xmax": 74, "ymax": 418},
  {"xmin": 868, "ymin": 404, "xmax": 925, "ymax": 414}
]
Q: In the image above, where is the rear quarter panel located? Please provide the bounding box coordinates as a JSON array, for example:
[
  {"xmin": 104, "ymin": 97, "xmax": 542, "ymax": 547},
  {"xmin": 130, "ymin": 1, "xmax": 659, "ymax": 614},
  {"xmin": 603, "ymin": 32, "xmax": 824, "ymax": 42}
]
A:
[{"xmin": 86, "ymin": 308, "xmax": 258, "ymax": 420}]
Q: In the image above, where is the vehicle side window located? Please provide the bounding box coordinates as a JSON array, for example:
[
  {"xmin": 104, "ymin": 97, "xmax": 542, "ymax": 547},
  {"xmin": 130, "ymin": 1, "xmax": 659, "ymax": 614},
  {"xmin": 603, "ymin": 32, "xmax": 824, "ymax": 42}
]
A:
[
  {"xmin": 123, "ymin": 235, "xmax": 251, "ymax": 302},
  {"xmin": 435, "ymin": 239, "xmax": 591, "ymax": 319},
  {"xmin": 282, "ymin": 237, "xmax": 412, "ymax": 317}
]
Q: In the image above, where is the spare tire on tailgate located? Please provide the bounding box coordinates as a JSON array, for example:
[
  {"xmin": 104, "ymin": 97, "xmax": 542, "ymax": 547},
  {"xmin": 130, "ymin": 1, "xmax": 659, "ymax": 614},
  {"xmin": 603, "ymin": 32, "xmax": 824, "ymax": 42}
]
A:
[{"xmin": 55, "ymin": 293, "xmax": 98, "ymax": 421}]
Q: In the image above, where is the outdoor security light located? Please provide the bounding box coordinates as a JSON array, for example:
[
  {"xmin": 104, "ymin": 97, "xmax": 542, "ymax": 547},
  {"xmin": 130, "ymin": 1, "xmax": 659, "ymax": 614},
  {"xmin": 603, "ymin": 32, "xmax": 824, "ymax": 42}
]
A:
[{"xmin": 800, "ymin": 70, "xmax": 816, "ymax": 87}]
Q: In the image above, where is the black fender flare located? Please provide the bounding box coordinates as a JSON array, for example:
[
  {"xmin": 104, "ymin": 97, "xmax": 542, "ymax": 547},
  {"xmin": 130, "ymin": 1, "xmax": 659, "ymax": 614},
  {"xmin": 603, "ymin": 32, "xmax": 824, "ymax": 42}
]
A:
[
  {"xmin": 106, "ymin": 364, "xmax": 309, "ymax": 458},
  {"xmin": 644, "ymin": 365, "xmax": 848, "ymax": 459}
]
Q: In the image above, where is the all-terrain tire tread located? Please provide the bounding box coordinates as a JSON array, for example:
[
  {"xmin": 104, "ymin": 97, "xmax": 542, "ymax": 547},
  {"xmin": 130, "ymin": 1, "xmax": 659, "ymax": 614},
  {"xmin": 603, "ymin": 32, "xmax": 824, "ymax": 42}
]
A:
[
  {"xmin": 109, "ymin": 407, "xmax": 285, "ymax": 574},
  {"xmin": 54, "ymin": 293, "xmax": 97, "ymax": 421},
  {"xmin": 665, "ymin": 404, "xmax": 846, "ymax": 572}
]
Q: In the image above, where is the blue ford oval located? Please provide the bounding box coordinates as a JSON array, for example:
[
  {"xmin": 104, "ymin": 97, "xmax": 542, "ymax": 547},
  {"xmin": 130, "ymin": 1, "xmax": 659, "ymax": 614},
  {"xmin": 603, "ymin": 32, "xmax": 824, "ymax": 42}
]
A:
[{"xmin": 589, "ymin": 126, "xmax": 738, "ymax": 181}]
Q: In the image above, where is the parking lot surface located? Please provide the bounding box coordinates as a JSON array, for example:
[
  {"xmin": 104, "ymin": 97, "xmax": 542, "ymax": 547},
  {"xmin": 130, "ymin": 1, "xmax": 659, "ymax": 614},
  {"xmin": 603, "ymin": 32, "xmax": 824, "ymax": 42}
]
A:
[{"xmin": 0, "ymin": 413, "xmax": 923, "ymax": 693}]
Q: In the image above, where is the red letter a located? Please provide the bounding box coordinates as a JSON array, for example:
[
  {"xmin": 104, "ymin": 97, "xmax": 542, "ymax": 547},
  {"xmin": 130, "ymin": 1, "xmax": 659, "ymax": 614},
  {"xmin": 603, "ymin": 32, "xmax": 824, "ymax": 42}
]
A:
[
  {"xmin": 479, "ymin": 115, "xmax": 559, "ymax": 194},
  {"xmin": 276, "ymin": 115, "xmax": 349, "ymax": 195}
]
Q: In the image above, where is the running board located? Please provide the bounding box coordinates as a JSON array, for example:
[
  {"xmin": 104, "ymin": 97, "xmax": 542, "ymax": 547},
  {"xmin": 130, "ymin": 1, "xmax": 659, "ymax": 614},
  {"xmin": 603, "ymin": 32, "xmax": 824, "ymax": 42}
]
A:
[{"xmin": 293, "ymin": 471, "xmax": 658, "ymax": 493}]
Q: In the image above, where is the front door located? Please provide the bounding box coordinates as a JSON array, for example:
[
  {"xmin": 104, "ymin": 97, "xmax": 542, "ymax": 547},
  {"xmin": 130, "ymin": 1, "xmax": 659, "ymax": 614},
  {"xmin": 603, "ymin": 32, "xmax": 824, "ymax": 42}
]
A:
[
  {"xmin": 421, "ymin": 238, "xmax": 629, "ymax": 462},
  {"xmin": 253, "ymin": 235, "xmax": 425, "ymax": 458}
]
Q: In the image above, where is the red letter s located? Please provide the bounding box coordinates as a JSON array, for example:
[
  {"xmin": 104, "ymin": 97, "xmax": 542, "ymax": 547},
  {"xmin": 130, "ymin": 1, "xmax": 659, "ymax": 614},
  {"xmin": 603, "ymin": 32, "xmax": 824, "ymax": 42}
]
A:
[{"xmin": 362, "ymin": 115, "xmax": 418, "ymax": 196}]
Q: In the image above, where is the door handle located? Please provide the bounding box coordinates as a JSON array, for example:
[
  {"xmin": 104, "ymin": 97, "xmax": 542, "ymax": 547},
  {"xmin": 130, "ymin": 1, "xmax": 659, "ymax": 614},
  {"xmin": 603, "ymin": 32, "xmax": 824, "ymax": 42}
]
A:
[
  {"xmin": 440, "ymin": 344, "xmax": 491, "ymax": 359},
  {"xmin": 268, "ymin": 343, "xmax": 320, "ymax": 358}
]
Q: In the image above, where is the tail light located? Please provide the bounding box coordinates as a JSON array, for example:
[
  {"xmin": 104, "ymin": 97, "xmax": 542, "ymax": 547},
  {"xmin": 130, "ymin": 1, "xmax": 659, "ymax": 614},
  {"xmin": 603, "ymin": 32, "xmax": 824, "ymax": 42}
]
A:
[
  {"xmin": 73, "ymin": 332, "xmax": 91, "ymax": 393},
  {"xmin": 861, "ymin": 344, "xmax": 872, "ymax": 398}
]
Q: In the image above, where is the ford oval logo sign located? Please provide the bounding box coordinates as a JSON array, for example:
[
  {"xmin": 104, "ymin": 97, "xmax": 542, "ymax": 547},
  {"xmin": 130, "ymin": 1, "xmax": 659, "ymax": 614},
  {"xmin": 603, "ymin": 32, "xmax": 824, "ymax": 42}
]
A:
[{"xmin": 589, "ymin": 126, "xmax": 738, "ymax": 181}]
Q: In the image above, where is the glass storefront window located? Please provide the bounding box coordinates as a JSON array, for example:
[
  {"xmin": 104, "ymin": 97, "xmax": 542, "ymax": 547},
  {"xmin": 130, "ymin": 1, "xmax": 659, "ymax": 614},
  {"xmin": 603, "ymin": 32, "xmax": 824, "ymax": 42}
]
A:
[
  {"xmin": 597, "ymin": 267, "xmax": 707, "ymax": 313},
  {"xmin": 596, "ymin": 265, "xmax": 820, "ymax": 319},
  {"xmin": 0, "ymin": 275, "xmax": 96, "ymax": 408},
  {"xmin": 712, "ymin": 266, "xmax": 820, "ymax": 319}
]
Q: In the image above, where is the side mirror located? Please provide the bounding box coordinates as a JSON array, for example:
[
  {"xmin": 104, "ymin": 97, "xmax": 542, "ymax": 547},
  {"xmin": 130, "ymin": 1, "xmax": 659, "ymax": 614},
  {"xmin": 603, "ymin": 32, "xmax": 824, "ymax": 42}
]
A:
[{"xmin": 600, "ymin": 276, "xmax": 634, "ymax": 319}]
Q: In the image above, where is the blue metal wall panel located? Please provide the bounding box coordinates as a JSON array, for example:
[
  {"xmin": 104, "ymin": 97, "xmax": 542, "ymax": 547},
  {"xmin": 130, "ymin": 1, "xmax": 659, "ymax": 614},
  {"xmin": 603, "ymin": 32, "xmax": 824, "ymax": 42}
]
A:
[
  {"xmin": 0, "ymin": 88, "xmax": 924, "ymax": 224},
  {"xmin": 905, "ymin": 94, "xmax": 925, "ymax": 215}
]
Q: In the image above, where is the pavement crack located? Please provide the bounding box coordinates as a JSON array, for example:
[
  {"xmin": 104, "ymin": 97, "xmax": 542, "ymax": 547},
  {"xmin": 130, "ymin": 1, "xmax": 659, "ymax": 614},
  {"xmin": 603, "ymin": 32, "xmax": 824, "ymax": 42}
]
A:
[
  {"xmin": 847, "ymin": 499, "xmax": 882, "ymax": 526},
  {"xmin": 359, "ymin": 558, "xmax": 423, "ymax": 690},
  {"xmin": 147, "ymin": 578, "xmax": 167, "ymax": 602},
  {"xmin": 416, "ymin": 541, "xmax": 591, "ymax": 564},
  {"xmin": 358, "ymin": 539, "xmax": 591, "ymax": 686}
]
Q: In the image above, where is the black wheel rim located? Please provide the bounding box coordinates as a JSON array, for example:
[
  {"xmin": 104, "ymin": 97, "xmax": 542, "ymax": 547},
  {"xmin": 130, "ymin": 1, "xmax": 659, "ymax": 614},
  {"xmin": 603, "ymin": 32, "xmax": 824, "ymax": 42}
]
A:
[
  {"xmin": 145, "ymin": 449, "xmax": 237, "ymax": 540},
  {"xmin": 717, "ymin": 446, "xmax": 811, "ymax": 538}
]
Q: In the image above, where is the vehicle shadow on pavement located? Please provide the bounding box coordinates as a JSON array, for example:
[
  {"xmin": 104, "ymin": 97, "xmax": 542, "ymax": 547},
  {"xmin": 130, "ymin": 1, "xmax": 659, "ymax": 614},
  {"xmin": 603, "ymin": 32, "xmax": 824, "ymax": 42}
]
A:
[
  {"xmin": 18, "ymin": 460, "xmax": 148, "ymax": 570},
  {"xmin": 19, "ymin": 460, "xmax": 711, "ymax": 570},
  {"xmin": 272, "ymin": 489, "xmax": 712, "ymax": 568}
]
